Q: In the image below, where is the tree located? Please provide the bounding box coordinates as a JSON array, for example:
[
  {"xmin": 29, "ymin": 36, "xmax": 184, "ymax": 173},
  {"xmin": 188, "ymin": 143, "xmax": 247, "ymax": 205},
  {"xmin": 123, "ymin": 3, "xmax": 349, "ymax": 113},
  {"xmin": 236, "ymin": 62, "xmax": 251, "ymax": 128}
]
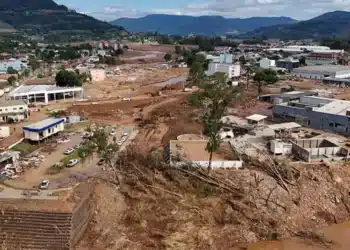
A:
[
  {"xmin": 29, "ymin": 58, "xmax": 40, "ymax": 71},
  {"xmin": 55, "ymin": 70, "xmax": 82, "ymax": 87},
  {"xmin": 114, "ymin": 48, "xmax": 124, "ymax": 57},
  {"xmin": 7, "ymin": 76, "xmax": 16, "ymax": 85},
  {"xmin": 187, "ymin": 54, "xmax": 206, "ymax": 87},
  {"xmin": 239, "ymin": 56, "xmax": 246, "ymax": 65},
  {"xmin": 299, "ymin": 56, "xmax": 306, "ymax": 66},
  {"xmin": 175, "ymin": 45, "xmax": 183, "ymax": 55},
  {"xmin": 253, "ymin": 69, "xmax": 279, "ymax": 94},
  {"xmin": 164, "ymin": 53, "xmax": 172, "ymax": 62},
  {"xmin": 7, "ymin": 67, "xmax": 18, "ymax": 74},
  {"xmin": 189, "ymin": 73, "xmax": 241, "ymax": 173},
  {"xmin": 23, "ymin": 68, "xmax": 30, "ymax": 77}
]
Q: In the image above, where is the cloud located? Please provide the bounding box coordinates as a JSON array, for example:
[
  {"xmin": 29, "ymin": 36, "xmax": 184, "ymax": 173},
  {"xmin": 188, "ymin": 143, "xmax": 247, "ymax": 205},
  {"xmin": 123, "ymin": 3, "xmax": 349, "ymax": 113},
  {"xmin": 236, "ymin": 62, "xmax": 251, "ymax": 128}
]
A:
[{"xmin": 66, "ymin": 0, "xmax": 350, "ymax": 21}]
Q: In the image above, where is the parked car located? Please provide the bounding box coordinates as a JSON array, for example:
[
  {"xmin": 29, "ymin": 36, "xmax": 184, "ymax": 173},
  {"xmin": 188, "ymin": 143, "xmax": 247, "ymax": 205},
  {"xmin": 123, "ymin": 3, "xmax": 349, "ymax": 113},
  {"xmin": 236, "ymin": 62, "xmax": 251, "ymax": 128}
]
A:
[
  {"xmin": 67, "ymin": 159, "xmax": 79, "ymax": 168},
  {"xmin": 122, "ymin": 132, "xmax": 129, "ymax": 137},
  {"xmin": 97, "ymin": 159, "xmax": 105, "ymax": 165},
  {"xmin": 74, "ymin": 143, "xmax": 83, "ymax": 149},
  {"xmin": 110, "ymin": 129, "xmax": 116, "ymax": 136},
  {"xmin": 39, "ymin": 180, "xmax": 50, "ymax": 189},
  {"xmin": 122, "ymin": 97, "xmax": 131, "ymax": 102},
  {"xmin": 64, "ymin": 148, "xmax": 74, "ymax": 155}
]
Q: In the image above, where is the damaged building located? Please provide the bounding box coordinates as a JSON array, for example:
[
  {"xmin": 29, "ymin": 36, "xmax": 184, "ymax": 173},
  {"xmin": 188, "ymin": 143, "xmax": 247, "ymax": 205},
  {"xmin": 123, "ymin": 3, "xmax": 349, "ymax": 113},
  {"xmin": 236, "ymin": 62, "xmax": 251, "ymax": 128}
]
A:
[
  {"xmin": 273, "ymin": 96, "xmax": 350, "ymax": 136},
  {"xmin": 291, "ymin": 138, "xmax": 349, "ymax": 162}
]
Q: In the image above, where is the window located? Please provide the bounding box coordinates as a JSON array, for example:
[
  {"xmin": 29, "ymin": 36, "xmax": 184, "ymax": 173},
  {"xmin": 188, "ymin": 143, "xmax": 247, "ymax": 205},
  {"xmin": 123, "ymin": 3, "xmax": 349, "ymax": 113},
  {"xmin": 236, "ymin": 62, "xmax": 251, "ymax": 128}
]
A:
[
  {"xmin": 19, "ymin": 107, "xmax": 23, "ymax": 110},
  {"xmin": 13, "ymin": 108, "xmax": 17, "ymax": 110}
]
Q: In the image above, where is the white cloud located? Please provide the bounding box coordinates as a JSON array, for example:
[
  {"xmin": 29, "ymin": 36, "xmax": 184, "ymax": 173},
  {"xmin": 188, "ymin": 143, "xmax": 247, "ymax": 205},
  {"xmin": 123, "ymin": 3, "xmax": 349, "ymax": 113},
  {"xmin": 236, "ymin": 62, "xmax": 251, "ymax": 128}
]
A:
[{"xmin": 65, "ymin": 0, "xmax": 350, "ymax": 21}]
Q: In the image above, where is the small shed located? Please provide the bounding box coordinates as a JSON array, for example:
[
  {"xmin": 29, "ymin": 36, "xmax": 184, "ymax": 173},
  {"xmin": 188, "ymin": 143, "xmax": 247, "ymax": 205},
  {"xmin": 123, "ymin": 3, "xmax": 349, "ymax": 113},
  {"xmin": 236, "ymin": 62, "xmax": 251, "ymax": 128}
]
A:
[
  {"xmin": 23, "ymin": 118, "xmax": 65, "ymax": 141},
  {"xmin": 246, "ymin": 114, "xmax": 267, "ymax": 126}
]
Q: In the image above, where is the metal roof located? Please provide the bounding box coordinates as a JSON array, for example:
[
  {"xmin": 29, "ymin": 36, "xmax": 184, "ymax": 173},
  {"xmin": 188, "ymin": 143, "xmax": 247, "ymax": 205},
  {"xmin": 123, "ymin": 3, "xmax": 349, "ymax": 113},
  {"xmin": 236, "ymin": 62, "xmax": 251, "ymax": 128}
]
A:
[
  {"xmin": 9, "ymin": 85, "xmax": 83, "ymax": 97},
  {"xmin": 23, "ymin": 118, "xmax": 65, "ymax": 132},
  {"xmin": 246, "ymin": 114, "xmax": 268, "ymax": 121},
  {"xmin": 293, "ymin": 65, "xmax": 350, "ymax": 74}
]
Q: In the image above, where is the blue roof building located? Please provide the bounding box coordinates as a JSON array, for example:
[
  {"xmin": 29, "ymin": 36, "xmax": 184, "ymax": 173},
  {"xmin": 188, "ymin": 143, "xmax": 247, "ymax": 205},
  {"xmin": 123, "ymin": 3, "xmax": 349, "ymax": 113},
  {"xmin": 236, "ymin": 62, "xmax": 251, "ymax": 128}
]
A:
[{"xmin": 23, "ymin": 118, "xmax": 65, "ymax": 141}]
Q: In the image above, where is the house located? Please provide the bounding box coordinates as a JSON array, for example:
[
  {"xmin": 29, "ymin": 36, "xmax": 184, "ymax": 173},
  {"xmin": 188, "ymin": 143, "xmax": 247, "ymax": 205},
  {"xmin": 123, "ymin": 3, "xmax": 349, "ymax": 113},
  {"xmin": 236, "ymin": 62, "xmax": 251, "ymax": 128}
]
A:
[
  {"xmin": 206, "ymin": 63, "xmax": 240, "ymax": 79},
  {"xmin": 259, "ymin": 90, "xmax": 318, "ymax": 104},
  {"xmin": 0, "ymin": 100, "xmax": 28, "ymax": 123},
  {"xmin": 270, "ymin": 139, "xmax": 292, "ymax": 155},
  {"xmin": 0, "ymin": 59, "xmax": 27, "ymax": 74},
  {"xmin": 0, "ymin": 151, "xmax": 20, "ymax": 169},
  {"xmin": 276, "ymin": 58, "xmax": 300, "ymax": 71},
  {"xmin": 273, "ymin": 96, "xmax": 350, "ymax": 136},
  {"xmin": 23, "ymin": 118, "xmax": 65, "ymax": 142},
  {"xmin": 8, "ymin": 85, "xmax": 84, "ymax": 104},
  {"xmin": 259, "ymin": 58, "xmax": 276, "ymax": 69},
  {"xmin": 90, "ymin": 69, "xmax": 106, "ymax": 82}
]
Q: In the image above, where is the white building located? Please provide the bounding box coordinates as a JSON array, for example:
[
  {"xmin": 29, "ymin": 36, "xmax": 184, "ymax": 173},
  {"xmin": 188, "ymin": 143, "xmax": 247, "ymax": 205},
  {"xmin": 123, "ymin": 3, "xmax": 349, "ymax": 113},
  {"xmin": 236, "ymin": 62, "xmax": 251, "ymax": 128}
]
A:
[
  {"xmin": 259, "ymin": 58, "xmax": 276, "ymax": 69},
  {"xmin": 90, "ymin": 69, "xmax": 106, "ymax": 82},
  {"xmin": 0, "ymin": 59, "xmax": 27, "ymax": 74},
  {"xmin": 267, "ymin": 45, "xmax": 332, "ymax": 53},
  {"xmin": 293, "ymin": 65, "xmax": 350, "ymax": 80},
  {"xmin": 206, "ymin": 63, "xmax": 241, "ymax": 78},
  {"xmin": 8, "ymin": 85, "xmax": 84, "ymax": 104},
  {"xmin": 0, "ymin": 126, "xmax": 10, "ymax": 138},
  {"xmin": 23, "ymin": 118, "xmax": 65, "ymax": 142},
  {"xmin": 0, "ymin": 100, "xmax": 28, "ymax": 123}
]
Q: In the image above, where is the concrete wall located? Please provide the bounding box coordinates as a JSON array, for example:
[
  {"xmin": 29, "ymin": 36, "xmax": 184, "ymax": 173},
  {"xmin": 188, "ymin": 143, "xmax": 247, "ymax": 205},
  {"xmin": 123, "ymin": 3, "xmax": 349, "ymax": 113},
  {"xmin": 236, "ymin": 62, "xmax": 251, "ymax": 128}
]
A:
[
  {"xmin": 0, "ymin": 126, "xmax": 10, "ymax": 137},
  {"xmin": 292, "ymin": 142, "xmax": 311, "ymax": 162}
]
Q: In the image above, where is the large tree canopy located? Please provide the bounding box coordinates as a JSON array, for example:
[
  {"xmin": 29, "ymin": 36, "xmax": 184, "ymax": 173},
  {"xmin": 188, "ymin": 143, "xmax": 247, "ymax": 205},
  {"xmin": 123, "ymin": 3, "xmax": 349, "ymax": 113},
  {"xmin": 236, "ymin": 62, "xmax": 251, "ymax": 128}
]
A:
[{"xmin": 55, "ymin": 70, "xmax": 82, "ymax": 87}]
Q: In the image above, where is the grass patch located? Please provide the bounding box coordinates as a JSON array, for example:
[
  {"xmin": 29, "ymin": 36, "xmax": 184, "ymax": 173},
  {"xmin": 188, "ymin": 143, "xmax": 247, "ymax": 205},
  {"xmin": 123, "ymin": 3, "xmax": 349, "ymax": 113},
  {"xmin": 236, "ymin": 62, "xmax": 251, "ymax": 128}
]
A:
[
  {"xmin": 11, "ymin": 142, "xmax": 39, "ymax": 156},
  {"xmin": 64, "ymin": 121, "xmax": 89, "ymax": 132}
]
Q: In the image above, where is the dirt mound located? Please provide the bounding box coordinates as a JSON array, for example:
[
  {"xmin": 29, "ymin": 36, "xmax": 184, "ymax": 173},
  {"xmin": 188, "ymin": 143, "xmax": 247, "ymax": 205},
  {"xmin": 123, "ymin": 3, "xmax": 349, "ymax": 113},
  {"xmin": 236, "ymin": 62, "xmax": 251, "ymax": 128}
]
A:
[{"xmin": 76, "ymin": 150, "xmax": 350, "ymax": 250}]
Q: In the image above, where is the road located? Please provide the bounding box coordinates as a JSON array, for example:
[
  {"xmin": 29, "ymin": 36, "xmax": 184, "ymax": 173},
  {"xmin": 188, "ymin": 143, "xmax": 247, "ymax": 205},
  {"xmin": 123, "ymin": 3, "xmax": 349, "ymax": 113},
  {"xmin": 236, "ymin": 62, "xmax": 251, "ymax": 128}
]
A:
[{"xmin": 0, "ymin": 125, "xmax": 138, "ymax": 199}]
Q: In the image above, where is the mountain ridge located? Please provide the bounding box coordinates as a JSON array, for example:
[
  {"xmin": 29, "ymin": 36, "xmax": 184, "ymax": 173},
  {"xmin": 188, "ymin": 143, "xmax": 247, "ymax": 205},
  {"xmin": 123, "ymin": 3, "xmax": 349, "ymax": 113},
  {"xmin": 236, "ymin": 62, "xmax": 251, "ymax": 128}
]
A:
[
  {"xmin": 0, "ymin": 0, "xmax": 127, "ymax": 39},
  {"xmin": 241, "ymin": 10, "xmax": 350, "ymax": 39},
  {"xmin": 111, "ymin": 14, "xmax": 297, "ymax": 36}
]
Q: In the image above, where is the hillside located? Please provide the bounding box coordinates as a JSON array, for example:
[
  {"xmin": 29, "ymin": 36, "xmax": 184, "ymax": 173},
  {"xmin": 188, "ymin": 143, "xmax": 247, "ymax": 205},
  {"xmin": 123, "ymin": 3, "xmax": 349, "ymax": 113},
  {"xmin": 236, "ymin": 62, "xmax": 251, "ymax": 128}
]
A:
[
  {"xmin": 111, "ymin": 14, "xmax": 297, "ymax": 36},
  {"xmin": 0, "ymin": 0, "xmax": 127, "ymax": 40},
  {"xmin": 0, "ymin": 21, "xmax": 15, "ymax": 33},
  {"xmin": 242, "ymin": 11, "xmax": 350, "ymax": 39}
]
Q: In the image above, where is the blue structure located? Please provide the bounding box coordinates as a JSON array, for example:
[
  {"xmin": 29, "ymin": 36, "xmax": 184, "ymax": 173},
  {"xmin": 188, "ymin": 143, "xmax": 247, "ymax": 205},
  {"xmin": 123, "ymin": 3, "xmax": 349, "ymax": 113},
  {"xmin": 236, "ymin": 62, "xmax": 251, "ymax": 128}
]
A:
[{"xmin": 23, "ymin": 118, "xmax": 65, "ymax": 141}]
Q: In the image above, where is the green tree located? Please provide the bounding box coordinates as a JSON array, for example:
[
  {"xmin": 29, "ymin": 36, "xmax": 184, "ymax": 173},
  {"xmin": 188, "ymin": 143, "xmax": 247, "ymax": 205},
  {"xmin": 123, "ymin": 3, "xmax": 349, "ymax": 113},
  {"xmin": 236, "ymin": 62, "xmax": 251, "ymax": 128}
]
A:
[
  {"xmin": 189, "ymin": 73, "xmax": 240, "ymax": 173},
  {"xmin": 115, "ymin": 48, "xmax": 124, "ymax": 57},
  {"xmin": 164, "ymin": 53, "xmax": 172, "ymax": 62},
  {"xmin": 23, "ymin": 68, "xmax": 30, "ymax": 77},
  {"xmin": 187, "ymin": 54, "xmax": 206, "ymax": 87},
  {"xmin": 253, "ymin": 69, "xmax": 279, "ymax": 94},
  {"xmin": 7, "ymin": 67, "xmax": 18, "ymax": 74},
  {"xmin": 7, "ymin": 76, "xmax": 17, "ymax": 85},
  {"xmin": 29, "ymin": 58, "xmax": 40, "ymax": 71},
  {"xmin": 175, "ymin": 45, "xmax": 183, "ymax": 55},
  {"xmin": 55, "ymin": 70, "xmax": 82, "ymax": 87},
  {"xmin": 299, "ymin": 56, "xmax": 306, "ymax": 66}
]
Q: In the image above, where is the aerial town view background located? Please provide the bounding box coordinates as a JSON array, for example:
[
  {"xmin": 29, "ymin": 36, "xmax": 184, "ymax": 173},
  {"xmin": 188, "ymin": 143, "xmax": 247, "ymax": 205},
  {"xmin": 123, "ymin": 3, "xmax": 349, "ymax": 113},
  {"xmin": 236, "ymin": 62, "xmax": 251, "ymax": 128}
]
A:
[{"xmin": 2, "ymin": 1, "xmax": 350, "ymax": 250}]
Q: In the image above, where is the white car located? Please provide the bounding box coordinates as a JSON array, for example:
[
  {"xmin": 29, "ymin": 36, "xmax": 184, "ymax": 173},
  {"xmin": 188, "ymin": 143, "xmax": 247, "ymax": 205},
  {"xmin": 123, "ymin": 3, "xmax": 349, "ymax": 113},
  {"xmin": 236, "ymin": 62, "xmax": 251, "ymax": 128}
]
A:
[
  {"xmin": 67, "ymin": 159, "xmax": 79, "ymax": 168},
  {"xmin": 110, "ymin": 130, "xmax": 116, "ymax": 136},
  {"xmin": 122, "ymin": 98, "xmax": 131, "ymax": 102},
  {"xmin": 74, "ymin": 144, "xmax": 83, "ymax": 149},
  {"xmin": 39, "ymin": 180, "xmax": 50, "ymax": 189},
  {"xmin": 64, "ymin": 148, "xmax": 74, "ymax": 155},
  {"xmin": 122, "ymin": 132, "xmax": 129, "ymax": 137}
]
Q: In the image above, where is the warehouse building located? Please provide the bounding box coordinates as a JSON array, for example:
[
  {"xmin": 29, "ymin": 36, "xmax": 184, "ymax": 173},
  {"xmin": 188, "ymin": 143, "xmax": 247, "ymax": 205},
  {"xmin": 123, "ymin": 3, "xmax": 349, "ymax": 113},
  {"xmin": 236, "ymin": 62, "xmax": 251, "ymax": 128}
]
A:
[
  {"xmin": 23, "ymin": 118, "xmax": 65, "ymax": 142},
  {"xmin": 293, "ymin": 65, "xmax": 350, "ymax": 80},
  {"xmin": 8, "ymin": 85, "xmax": 84, "ymax": 104},
  {"xmin": 273, "ymin": 96, "xmax": 350, "ymax": 135}
]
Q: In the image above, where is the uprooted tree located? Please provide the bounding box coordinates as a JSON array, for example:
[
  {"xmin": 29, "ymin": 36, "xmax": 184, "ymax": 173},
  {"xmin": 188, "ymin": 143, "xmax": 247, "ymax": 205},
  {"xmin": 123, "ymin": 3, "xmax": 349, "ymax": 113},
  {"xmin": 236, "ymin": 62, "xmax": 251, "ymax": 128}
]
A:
[{"xmin": 188, "ymin": 72, "xmax": 241, "ymax": 173}]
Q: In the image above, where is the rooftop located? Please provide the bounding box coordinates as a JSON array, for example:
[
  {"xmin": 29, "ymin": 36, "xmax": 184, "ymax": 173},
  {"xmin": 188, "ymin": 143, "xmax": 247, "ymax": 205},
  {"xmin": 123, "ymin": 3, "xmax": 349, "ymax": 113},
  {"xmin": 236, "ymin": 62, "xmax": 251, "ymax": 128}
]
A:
[
  {"xmin": 246, "ymin": 114, "xmax": 268, "ymax": 121},
  {"xmin": 170, "ymin": 140, "xmax": 232, "ymax": 162},
  {"xmin": 23, "ymin": 118, "xmax": 65, "ymax": 132},
  {"xmin": 314, "ymin": 99, "xmax": 350, "ymax": 115},
  {"xmin": 293, "ymin": 65, "xmax": 350, "ymax": 74},
  {"xmin": 9, "ymin": 85, "xmax": 83, "ymax": 96},
  {"xmin": 0, "ymin": 100, "xmax": 27, "ymax": 107},
  {"xmin": 0, "ymin": 151, "xmax": 20, "ymax": 163}
]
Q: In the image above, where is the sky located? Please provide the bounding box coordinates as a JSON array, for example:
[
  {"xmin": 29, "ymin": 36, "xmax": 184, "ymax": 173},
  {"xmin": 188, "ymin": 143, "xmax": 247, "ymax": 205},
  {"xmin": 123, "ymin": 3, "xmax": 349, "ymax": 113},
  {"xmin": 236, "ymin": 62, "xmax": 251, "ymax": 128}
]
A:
[{"xmin": 54, "ymin": 0, "xmax": 350, "ymax": 21}]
